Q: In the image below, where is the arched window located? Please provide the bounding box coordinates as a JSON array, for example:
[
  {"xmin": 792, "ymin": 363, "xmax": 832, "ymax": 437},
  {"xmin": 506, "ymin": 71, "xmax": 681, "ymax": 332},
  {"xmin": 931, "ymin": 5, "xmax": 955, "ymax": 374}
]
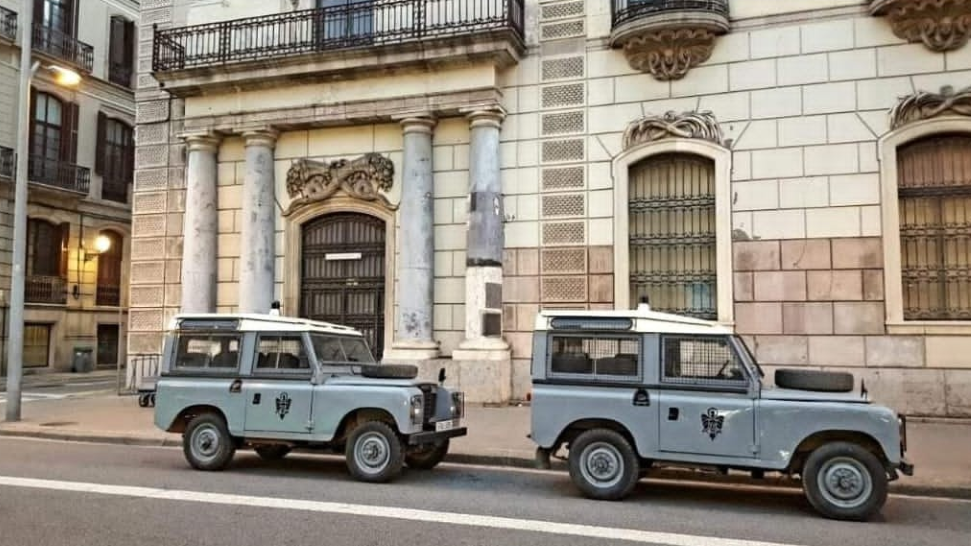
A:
[
  {"xmin": 96, "ymin": 115, "xmax": 133, "ymax": 203},
  {"xmin": 897, "ymin": 134, "xmax": 971, "ymax": 320},
  {"xmin": 628, "ymin": 153, "xmax": 716, "ymax": 320},
  {"xmin": 25, "ymin": 218, "xmax": 69, "ymax": 304},
  {"xmin": 96, "ymin": 230, "xmax": 123, "ymax": 306},
  {"xmin": 28, "ymin": 89, "xmax": 79, "ymax": 190}
]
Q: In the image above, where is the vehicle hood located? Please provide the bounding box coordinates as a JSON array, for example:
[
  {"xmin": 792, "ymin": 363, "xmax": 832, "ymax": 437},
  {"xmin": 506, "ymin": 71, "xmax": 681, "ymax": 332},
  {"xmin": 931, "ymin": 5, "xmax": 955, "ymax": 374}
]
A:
[
  {"xmin": 322, "ymin": 375, "xmax": 430, "ymax": 388},
  {"xmin": 760, "ymin": 386, "xmax": 870, "ymax": 404}
]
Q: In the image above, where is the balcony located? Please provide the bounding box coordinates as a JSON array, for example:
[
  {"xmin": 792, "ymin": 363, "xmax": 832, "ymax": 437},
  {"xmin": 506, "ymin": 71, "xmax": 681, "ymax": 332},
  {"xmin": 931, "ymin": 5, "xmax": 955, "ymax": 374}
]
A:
[
  {"xmin": 109, "ymin": 62, "xmax": 133, "ymax": 88},
  {"xmin": 33, "ymin": 24, "xmax": 94, "ymax": 73},
  {"xmin": 0, "ymin": 6, "xmax": 15, "ymax": 43},
  {"xmin": 26, "ymin": 275, "xmax": 68, "ymax": 305},
  {"xmin": 610, "ymin": 0, "xmax": 730, "ymax": 81},
  {"xmin": 0, "ymin": 146, "xmax": 13, "ymax": 180},
  {"xmin": 28, "ymin": 155, "xmax": 90, "ymax": 194},
  {"xmin": 96, "ymin": 284, "xmax": 121, "ymax": 307},
  {"xmin": 870, "ymin": 0, "xmax": 971, "ymax": 52},
  {"xmin": 152, "ymin": 0, "xmax": 526, "ymax": 95}
]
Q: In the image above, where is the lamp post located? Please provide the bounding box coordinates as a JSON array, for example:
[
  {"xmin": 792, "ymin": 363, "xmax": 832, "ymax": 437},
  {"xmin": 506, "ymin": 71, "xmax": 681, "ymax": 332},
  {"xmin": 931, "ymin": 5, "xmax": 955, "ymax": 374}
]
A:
[{"xmin": 5, "ymin": 0, "xmax": 81, "ymax": 422}]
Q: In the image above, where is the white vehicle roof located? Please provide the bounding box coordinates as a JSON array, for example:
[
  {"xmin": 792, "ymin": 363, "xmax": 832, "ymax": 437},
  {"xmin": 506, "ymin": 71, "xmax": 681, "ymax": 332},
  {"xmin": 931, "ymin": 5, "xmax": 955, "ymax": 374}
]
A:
[
  {"xmin": 533, "ymin": 304, "xmax": 734, "ymax": 335},
  {"xmin": 168, "ymin": 313, "xmax": 365, "ymax": 337}
]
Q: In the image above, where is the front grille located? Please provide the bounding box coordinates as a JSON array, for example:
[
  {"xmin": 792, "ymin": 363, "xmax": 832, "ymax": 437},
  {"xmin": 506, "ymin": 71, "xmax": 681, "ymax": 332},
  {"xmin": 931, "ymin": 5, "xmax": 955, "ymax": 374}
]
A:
[{"xmin": 419, "ymin": 384, "xmax": 437, "ymax": 425}]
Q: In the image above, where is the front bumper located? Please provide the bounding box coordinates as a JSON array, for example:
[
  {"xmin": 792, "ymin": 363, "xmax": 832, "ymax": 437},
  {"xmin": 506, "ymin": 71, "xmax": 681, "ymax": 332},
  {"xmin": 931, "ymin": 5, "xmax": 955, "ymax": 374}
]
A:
[
  {"xmin": 899, "ymin": 458, "xmax": 915, "ymax": 477},
  {"xmin": 407, "ymin": 426, "xmax": 468, "ymax": 446}
]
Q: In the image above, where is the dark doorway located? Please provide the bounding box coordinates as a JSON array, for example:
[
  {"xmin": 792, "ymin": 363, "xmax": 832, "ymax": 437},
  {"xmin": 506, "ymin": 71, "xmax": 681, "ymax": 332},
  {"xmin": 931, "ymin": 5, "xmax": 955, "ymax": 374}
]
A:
[{"xmin": 97, "ymin": 323, "xmax": 120, "ymax": 367}]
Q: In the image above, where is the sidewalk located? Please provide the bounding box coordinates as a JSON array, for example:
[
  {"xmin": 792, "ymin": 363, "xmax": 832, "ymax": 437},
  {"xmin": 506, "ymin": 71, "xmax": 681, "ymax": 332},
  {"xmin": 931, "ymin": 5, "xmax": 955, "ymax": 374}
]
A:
[
  {"xmin": 0, "ymin": 369, "xmax": 120, "ymax": 390},
  {"xmin": 1, "ymin": 394, "xmax": 969, "ymax": 499}
]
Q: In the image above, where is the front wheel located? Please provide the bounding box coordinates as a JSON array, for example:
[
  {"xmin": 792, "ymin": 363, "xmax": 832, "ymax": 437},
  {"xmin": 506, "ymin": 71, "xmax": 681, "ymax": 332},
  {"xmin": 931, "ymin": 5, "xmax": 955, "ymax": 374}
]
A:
[
  {"xmin": 406, "ymin": 440, "xmax": 449, "ymax": 470},
  {"xmin": 802, "ymin": 442, "xmax": 888, "ymax": 521},
  {"xmin": 568, "ymin": 429, "xmax": 640, "ymax": 501},
  {"xmin": 183, "ymin": 413, "xmax": 235, "ymax": 471},
  {"xmin": 345, "ymin": 421, "xmax": 404, "ymax": 483}
]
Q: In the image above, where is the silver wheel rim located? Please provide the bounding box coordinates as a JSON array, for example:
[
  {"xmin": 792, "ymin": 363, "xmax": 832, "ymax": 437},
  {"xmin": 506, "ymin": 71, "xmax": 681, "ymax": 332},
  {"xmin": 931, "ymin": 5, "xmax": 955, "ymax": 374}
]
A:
[
  {"xmin": 191, "ymin": 423, "xmax": 221, "ymax": 464},
  {"xmin": 817, "ymin": 456, "xmax": 873, "ymax": 509},
  {"xmin": 355, "ymin": 431, "xmax": 391, "ymax": 475},
  {"xmin": 579, "ymin": 441, "xmax": 624, "ymax": 489}
]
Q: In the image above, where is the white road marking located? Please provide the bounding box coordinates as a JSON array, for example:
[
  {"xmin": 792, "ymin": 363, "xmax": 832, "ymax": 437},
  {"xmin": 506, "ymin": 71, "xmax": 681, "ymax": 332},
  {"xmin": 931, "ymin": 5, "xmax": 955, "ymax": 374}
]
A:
[{"xmin": 0, "ymin": 474, "xmax": 805, "ymax": 546}]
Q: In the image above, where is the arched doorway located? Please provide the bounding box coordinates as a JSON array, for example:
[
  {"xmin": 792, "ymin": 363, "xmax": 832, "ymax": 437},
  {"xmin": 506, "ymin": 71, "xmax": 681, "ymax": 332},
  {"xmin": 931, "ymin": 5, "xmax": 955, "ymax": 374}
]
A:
[{"xmin": 300, "ymin": 212, "xmax": 386, "ymax": 358}]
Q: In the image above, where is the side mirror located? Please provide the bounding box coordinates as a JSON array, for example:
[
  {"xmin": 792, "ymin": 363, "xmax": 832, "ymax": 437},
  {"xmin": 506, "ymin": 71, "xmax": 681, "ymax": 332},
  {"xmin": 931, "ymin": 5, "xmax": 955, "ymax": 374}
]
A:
[{"xmin": 438, "ymin": 367, "xmax": 446, "ymax": 384}]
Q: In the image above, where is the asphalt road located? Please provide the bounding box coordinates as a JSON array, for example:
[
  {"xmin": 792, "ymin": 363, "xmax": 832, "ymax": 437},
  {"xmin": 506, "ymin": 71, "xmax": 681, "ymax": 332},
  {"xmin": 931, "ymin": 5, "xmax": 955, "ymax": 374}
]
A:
[{"xmin": 0, "ymin": 437, "xmax": 968, "ymax": 546}]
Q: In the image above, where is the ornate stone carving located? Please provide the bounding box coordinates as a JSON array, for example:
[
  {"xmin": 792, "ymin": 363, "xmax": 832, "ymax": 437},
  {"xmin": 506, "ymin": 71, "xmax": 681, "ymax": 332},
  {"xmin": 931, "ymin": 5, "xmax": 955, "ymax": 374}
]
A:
[
  {"xmin": 623, "ymin": 110, "xmax": 725, "ymax": 149},
  {"xmin": 622, "ymin": 28, "xmax": 718, "ymax": 81},
  {"xmin": 284, "ymin": 153, "xmax": 396, "ymax": 214},
  {"xmin": 889, "ymin": 85, "xmax": 971, "ymax": 129},
  {"xmin": 871, "ymin": 0, "xmax": 971, "ymax": 52}
]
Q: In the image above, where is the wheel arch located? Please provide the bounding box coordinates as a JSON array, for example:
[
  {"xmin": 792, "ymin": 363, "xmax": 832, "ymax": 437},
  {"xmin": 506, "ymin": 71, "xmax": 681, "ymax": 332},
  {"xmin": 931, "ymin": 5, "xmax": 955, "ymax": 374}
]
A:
[
  {"xmin": 333, "ymin": 407, "xmax": 400, "ymax": 444},
  {"xmin": 553, "ymin": 418, "xmax": 638, "ymax": 453},
  {"xmin": 166, "ymin": 405, "xmax": 228, "ymax": 433},
  {"xmin": 787, "ymin": 430, "xmax": 890, "ymax": 474}
]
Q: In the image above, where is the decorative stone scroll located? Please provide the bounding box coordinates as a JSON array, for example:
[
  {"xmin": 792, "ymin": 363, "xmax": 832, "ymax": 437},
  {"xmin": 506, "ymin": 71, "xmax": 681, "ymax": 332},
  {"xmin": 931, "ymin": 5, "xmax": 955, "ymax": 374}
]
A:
[
  {"xmin": 889, "ymin": 85, "xmax": 971, "ymax": 129},
  {"xmin": 284, "ymin": 153, "xmax": 396, "ymax": 215},
  {"xmin": 622, "ymin": 28, "xmax": 719, "ymax": 81},
  {"xmin": 871, "ymin": 0, "xmax": 971, "ymax": 52},
  {"xmin": 622, "ymin": 110, "xmax": 725, "ymax": 150}
]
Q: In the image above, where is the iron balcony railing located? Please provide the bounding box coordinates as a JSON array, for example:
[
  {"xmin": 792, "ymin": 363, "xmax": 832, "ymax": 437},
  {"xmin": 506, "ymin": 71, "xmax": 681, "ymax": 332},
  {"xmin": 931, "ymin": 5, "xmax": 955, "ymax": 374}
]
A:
[
  {"xmin": 33, "ymin": 24, "xmax": 94, "ymax": 73},
  {"xmin": 0, "ymin": 6, "xmax": 16, "ymax": 42},
  {"xmin": 0, "ymin": 146, "xmax": 13, "ymax": 179},
  {"xmin": 28, "ymin": 155, "xmax": 91, "ymax": 194},
  {"xmin": 153, "ymin": 0, "xmax": 525, "ymax": 71},
  {"xmin": 611, "ymin": 0, "xmax": 729, "ymax": 28},
  {"xmin": 96, "ymin": 284, "xmax": 121, "ymax": 307},
  {"xmin": 26, "ymin": 275, "xmax": 68, "ymax": 305}
]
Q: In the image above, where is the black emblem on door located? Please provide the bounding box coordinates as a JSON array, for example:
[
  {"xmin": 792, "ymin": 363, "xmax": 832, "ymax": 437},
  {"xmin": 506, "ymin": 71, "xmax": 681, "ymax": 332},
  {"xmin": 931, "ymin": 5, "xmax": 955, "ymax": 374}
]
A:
[
  {"xmin": 275, "ymin": 393, "xmax": 292, "ymax": 420},
  {"xmin": 701, "ymin": 408, "xmax": 724, "ymax": 440}
]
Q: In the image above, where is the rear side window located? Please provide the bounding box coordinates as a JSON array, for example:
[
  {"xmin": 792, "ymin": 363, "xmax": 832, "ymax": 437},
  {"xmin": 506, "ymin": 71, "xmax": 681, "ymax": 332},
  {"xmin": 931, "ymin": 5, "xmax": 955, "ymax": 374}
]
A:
[
  {"xmin": 661, "ymin": 335, "xmax": 748, "ymax": 387},
  {"xmin": 173, "ymin": 333, "xmax": 241, "ymax": 371},
  {"xmin": 255, "ymin": 335, "xmax": 311, "ymax": 373},
  {"xmin": 548, "ymin": 335, "xmax": 641, "ymax": 380}
]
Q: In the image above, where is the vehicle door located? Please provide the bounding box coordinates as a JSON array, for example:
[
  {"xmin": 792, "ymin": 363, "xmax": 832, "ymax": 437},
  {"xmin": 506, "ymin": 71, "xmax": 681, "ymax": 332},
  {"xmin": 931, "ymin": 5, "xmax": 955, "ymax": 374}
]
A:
[
  {"xmin": 243, "ymin": 333, "xmax": 316, "ymax": 435},
  {"xmin": 166, "ymin": 330, "xmax": 247, "ymax": 434},
  {"xmin": 656, "ymin": 334, "xmax": 757, "ymax": 459}
]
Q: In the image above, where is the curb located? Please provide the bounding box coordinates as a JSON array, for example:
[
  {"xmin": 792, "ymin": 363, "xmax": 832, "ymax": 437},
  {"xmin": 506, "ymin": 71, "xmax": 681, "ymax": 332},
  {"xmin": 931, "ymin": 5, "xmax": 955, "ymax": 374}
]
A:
[{"xmin": 2, "ymin": 427, "xmax": 970, "ymax": 501}]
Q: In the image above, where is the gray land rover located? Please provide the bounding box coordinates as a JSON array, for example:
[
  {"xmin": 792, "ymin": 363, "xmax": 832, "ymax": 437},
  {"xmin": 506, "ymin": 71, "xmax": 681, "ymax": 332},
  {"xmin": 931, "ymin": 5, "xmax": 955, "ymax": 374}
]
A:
[
  {"xmin": 154, "ymin": 313, "xmax": 466, "ymax": 483},
  {"xmin": 529, "ymin": 304, "xmax": 913, "ymax": 521}
]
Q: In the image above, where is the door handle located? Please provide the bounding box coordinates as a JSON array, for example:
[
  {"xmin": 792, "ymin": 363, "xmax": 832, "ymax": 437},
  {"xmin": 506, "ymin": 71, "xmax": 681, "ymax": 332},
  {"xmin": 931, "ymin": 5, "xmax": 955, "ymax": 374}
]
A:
[
  {"xmin": 668, "ymin": 408, "xmax": 679, "ymax": 421},
  {"xmin": 252, "ymin": 393, "xmax": 261, "ymax": 405},
  {"xmin": 229, "ymin": 379, "xmax": 242, "ymax": 393}
]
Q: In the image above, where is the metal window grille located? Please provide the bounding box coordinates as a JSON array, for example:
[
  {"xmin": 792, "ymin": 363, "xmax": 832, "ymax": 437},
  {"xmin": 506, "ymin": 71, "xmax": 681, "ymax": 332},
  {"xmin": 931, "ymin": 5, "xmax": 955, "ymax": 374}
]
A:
[
  {"xmin": 549, "ymin": 335, "xmax": 640, "ymax": 378},
  {"xmin": 661, "ymin": 335, "xmax": 745, "ymax": 386},
  {"xmin": 898, "ymin": 134, "xmax": 971, "ymax": 320},
  {"xmin": 629, "ymin": 153, "xmax": 716, "ymax": 319}
]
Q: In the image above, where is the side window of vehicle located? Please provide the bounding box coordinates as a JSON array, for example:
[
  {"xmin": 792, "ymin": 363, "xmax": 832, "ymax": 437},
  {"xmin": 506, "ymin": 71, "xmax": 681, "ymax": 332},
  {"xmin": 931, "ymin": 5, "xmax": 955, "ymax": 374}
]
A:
[
  {"xmin": 548, "ymin": 335, "xmax": 641, "ymax": 380},
  {"xmin": 174, "ymin": 333, "xmax": 241, "ymax": 371},
  {"xmin": 661, "ymin": 335, "xmax": 748, "ymax": 387},
  {"xmin": 255, "ymin": 335, "xmax": 311, "ymax": 373}
]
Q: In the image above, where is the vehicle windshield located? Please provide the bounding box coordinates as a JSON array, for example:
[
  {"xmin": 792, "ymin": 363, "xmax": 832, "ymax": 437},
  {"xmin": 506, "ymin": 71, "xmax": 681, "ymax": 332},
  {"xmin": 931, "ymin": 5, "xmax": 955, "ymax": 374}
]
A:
[
  {"xmin": 310, "ymin": 333, "xmax": 375, "ymax": 364},
  {"xmin": 734, "ymin": 335, "xmax": 764, "ymax": 378}
]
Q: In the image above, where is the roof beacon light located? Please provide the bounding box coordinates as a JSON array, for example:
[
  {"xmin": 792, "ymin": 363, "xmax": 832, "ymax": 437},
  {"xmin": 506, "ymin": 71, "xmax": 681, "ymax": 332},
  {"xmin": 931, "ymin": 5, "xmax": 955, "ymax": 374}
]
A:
[
  {"xmin": 637, "ymin": 295, "xmax": 651, "ymax": 313},
  {"xmin": 269, "ymin": 301, "xmax": 281, "ymax": 316}
]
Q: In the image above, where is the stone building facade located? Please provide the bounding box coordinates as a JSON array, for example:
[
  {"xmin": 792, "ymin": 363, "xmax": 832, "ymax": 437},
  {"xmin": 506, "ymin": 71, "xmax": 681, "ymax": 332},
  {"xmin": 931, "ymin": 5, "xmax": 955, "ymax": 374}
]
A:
[
  {"xmin": 0, "ymin": 0, "xmax": 136, "ymax": 374},
  {"xmin": 131, "ymin": 0, "xmax": 971, "ymax": 416}
]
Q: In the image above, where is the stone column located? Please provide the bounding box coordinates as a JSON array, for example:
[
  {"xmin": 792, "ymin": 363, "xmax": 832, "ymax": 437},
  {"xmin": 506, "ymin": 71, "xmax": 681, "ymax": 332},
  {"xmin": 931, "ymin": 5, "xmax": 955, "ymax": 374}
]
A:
[
  {"xmin": 457, "ymin": 108, "xmax": 510, "ymax": 355},
  {"xmin": 386, "ymin": 114, "xmax": 439, "ymax": 361},
  {"xmin": 181, "ymin": 133, "xmax": 220, "ymax": 314},
  {"xmin": 238, "ymin": 129, "xmax": 279, "ymax": 314}
]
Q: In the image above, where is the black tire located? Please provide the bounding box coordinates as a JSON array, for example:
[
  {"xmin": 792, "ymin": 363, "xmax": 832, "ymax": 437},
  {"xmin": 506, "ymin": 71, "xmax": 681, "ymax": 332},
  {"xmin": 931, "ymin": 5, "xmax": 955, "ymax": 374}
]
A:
[
  {"xmin": 776, "ymin": 369, "xmax": 854, "ymax": 393},
  {"xmin": 802, "ymin": 442, "xmax": 888, "ymax": 521},
  {"xmin": 406, "ymin": 440, "xmax": 450, "ymax": 470},
  {"xmin": 183, "ymin": 413, "xmax": 236, "ymax": 471},
  {"xmin": 568, "ymin": 429, "xmax": 640, "ymax": 501},
  {"xmin": 360, "ymin": 364, "xmax": 419, "ymax": 379},
  {"xmin": 345, "ymin": 421, "xmax": 405, "ymax": 483},
  {"xmin": 255, "ymin": 445, "xmax": 292, "ymax": 461}
]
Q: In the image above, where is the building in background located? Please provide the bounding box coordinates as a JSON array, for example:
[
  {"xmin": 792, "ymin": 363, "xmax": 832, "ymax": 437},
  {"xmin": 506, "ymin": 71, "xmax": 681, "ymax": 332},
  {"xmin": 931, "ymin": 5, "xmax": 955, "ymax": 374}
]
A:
[
  {"xmin": 130, "ymin": 0, "xmax": 970, "ymax": 416},
  {"xmin": 0, "ymin": 0, "xmax": 136, "ymax": 374}
]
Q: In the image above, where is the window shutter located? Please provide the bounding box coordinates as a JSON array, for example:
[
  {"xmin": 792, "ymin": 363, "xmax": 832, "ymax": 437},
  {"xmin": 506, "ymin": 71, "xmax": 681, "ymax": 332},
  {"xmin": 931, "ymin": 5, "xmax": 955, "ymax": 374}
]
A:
[
  {"xmin": 124, "ymin": 124, "xmax": 134, "ymax": 184},
  {"xmin": 67, "ymin": 102, "xmax": 79, "ymax": 164},
  {"xmin": 124, "ymin": 20, "xmax": 135, "ymax": 76},
  {"xmin": 58, "ymin": 222, "xmax": 70, "ymax": 279},
  {"xmin": 28, "ymin": 87, "xmax": 38, "ymax": 159},
  {"xmin": 95, "ymin": 112, "xmax": 106, "ymax": 175},
  {"xmin": 33, "ymin": 0, "xmax": 44, "ymax": 25}
]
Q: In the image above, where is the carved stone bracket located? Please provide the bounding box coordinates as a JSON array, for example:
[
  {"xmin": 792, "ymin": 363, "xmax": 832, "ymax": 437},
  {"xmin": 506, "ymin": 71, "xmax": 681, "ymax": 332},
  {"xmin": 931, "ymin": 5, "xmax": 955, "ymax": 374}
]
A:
[
  {"xmin": 871, "ymin": 0, "xmax": 971, "ymax": 52},
  {"xmin": 623, "ymin": 110, "xmax": 725, "ymax": 150},
  {"xmin": 622, "ymin": 28, "xmax": 719, "ymax": 81},
  {"xmin": 889, "ymin": 85, "xmax": 971, "ymax": 129},
  {"xmin": 283, "ymin": 153, "xmax": 396, "ymax": 216}
]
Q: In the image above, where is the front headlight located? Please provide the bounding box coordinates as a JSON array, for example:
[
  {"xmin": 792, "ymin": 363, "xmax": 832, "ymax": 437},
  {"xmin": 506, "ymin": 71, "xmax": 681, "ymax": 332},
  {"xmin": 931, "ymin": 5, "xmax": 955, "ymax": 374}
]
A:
[
  {"xmin": 410, "ymin": 394, "xmax": 423, "ymax": 425},
  {"xmin": 451, "ymin": 392, "xmax": 464, "ymax": 418}
]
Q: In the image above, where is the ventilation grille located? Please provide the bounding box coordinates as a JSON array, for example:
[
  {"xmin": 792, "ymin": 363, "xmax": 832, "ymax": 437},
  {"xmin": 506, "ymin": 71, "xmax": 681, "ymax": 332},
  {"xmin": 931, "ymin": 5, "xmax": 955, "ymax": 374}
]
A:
[
  {"xmin": 542, "ymin": 166, "xmax": 585, "ymax": 191},
  {"xmin": 541, "ymin": 0, "xmax": 585, "ymax": 20},
  {"xmin": 541, "ymin": 56, "xmax": 584, "ymax": 81},
  {"xmin": 540, "ymin": 20, "xmax": 585, "ymax": 41},
  {"xmin": 542, "ymin": 193, "xmax": 585, "ymax": 218},
  {"xmin": 542, "ymin": 221, "xmax": 586, "ymax": 245},
  {"xmin": 542, "ymin": 277, "xmax": 588, "ymax": 302},
  {"xmin": 542, "ymin": 83, "xmax": 585, "ymax": 109},
  {"xmin": 541, "ymin": 111, "xmax": 585, "ymax": 136},
  {"xmin": 541, "ymin": 248, "xmax": 588, "ymax": 274},
  {"xmin": 542, "ymin": 139, "xmax": 585, "ymax": 163}
]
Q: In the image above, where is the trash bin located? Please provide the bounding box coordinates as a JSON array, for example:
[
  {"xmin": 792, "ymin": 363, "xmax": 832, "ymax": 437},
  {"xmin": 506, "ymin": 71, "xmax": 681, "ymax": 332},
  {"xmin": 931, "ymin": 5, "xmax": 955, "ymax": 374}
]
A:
[{"xmin": 71, "ymin": 347, "xmax": 94, "ymax": 373}]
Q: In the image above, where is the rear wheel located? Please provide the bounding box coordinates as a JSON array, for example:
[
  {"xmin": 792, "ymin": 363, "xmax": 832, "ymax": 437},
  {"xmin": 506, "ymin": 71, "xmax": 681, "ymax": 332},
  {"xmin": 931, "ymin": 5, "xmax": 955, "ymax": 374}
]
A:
[
  {"xmin": 568, "ymin": 429, "xmax": 640, "ymax": 501},
  {"xmin": 345, "ymin": 421, "xmax": 404, "ymax": 483},
  {"xmin": 183, "ymin": 413, "xmax": 235, "ymax": 471},
  {"xmin": 406, "ymin": 440, "xmax": 450, "ymax": 470},
  {"xmin": 802, "ymin": 442, "xmax": 888, "ymax": 521}
]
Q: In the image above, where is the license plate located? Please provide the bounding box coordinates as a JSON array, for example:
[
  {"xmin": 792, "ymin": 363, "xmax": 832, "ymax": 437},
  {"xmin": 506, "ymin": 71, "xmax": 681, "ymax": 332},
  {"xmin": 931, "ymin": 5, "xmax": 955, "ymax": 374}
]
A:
[{"xmin": 435, "ymin": 419, "xmax": 458, "ymax": 432}]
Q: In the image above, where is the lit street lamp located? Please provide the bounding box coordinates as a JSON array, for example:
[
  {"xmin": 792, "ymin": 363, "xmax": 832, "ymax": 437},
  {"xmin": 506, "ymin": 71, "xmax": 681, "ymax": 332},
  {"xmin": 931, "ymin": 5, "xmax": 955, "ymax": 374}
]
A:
[{"xmin": 4, "ymin": 0, "xmax": 81, "ymax": 422}]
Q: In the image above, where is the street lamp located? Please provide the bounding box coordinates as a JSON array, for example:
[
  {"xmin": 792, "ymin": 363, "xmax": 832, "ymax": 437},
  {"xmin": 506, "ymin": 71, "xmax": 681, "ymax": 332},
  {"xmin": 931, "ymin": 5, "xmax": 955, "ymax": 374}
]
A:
[{"xmin": 4, "ymin": 0, "xmax": 82, "ymax": 422}]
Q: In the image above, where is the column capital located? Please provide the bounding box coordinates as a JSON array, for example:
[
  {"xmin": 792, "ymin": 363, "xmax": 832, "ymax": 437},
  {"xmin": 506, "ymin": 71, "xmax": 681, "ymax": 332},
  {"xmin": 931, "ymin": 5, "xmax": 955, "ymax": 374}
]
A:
[
  {"xmin": 182, "ymin": 132, "xmax": 221, "ymax": 153},
  {"xmin": 242, "ymin": 128, "xmax": 280, "ymax": 149},
  {"xmin": 463, "ymin": 106, "xmax": 506, "ymax": 129},
  {"xmin": 396, "ymin": 113, "xmax": 437, "ymax": 134}
]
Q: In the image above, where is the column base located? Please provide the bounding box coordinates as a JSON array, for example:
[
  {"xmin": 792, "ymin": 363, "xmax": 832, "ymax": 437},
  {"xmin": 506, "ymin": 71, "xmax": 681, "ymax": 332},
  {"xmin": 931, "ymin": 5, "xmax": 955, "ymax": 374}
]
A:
[
  {"xmin": 454, "ymin": 336, "xmax": 510, "ymax": 360},
  {"xmin": 383, "ymin": 340, "xmax": 441, "ymax": 362}
]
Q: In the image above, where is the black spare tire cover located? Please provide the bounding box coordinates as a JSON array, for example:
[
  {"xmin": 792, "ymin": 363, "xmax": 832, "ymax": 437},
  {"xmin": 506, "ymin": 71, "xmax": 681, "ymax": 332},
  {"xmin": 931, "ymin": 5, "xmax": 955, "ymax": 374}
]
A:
[
  {"xmin": 360, "ymin": 363, "xmax": 419, "ymax": 380},
  {"xmin": 775, "ymin": 368, "xmax": 854, "ymax": 393}
]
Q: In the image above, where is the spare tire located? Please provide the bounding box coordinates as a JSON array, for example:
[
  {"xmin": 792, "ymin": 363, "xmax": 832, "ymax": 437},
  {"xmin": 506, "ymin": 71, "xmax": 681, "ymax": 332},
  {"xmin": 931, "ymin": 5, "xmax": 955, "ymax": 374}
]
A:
[
  {"xmin": 775, "ymin": 369, "xmax": 854, "ymax": 393},
  {"xmin": 360, "ymin": 363, "xmax": 419, "ymax": 379}
]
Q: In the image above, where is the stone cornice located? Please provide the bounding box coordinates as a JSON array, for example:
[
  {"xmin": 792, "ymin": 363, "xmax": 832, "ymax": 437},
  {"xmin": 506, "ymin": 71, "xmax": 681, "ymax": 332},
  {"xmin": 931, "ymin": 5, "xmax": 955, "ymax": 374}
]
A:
[
  {"xmin": 889, "ymin": 85, "xmax": 971, "ymax": 129},
  {"xmin": 623, "ymin": 110, "xmax": 725, "ymax": 150},
  {"xmin": 871, "ymin": 0, "xmax": 971, "ymax": 52}
]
